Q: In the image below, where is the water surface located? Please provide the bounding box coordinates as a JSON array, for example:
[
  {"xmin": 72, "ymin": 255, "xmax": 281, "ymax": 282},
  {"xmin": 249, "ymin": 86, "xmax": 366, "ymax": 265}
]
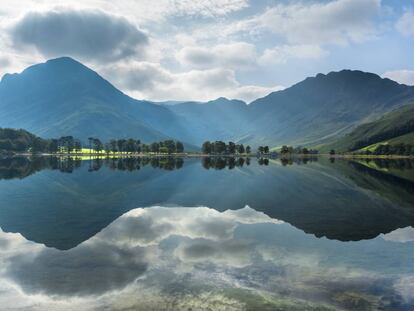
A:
[{"xmin": 0, "ymin": 156, "xmax": 414, "ymax": 310}]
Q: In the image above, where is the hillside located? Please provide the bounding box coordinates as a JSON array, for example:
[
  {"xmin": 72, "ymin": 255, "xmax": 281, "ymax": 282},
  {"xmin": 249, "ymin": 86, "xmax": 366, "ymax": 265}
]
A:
[
  {"xmin": 248, "ymin": 70, "xmax": 414, "ymax": 147},
  {"xmin": 320, "ymin": 103, "xmax": 414, "ymax": 153},
  {"xmin": 0, "ymin": 57, "xmax": 188, "ymax": 143},
  {"xmin": 2, "ymin": 57, "xmax": 414, "ymax": 148},
  {"xmin": 166, "ymin": 97, "xmax": 251, "ymax": 144}
]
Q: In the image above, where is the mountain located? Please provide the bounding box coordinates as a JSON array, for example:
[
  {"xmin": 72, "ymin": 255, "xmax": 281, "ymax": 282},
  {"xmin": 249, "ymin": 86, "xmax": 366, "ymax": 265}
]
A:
[
  {"xmin": 320, "ymin": 102, "xmax": 414, "ymax": 152},
  {"xmin": 247, "ymin": 70, "xmax": 414, "ymax": 147},
  {"xmin": 0, "ymin": 57, "xmax": 191, "ymax": 144},
  {"xmin": 2, "ymin": 57, "xmax": 414, "ymax": 148},
  {"xmin": 166, "ymin": 97, "xmax": 250, "ymax": 144}
]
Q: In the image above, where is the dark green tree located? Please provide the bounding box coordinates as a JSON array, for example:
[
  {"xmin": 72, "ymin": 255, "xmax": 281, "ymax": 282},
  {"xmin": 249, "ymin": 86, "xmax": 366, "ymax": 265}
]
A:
[{"xmin": 202, "ymin": 141, "xmax": 212, "ymax": 154}]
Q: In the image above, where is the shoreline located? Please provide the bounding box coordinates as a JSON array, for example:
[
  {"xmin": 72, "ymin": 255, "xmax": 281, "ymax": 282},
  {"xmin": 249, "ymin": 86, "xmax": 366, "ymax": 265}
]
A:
[{"xmin": 1, "ymin": 152, "xmax": 413, "ymax": 160}]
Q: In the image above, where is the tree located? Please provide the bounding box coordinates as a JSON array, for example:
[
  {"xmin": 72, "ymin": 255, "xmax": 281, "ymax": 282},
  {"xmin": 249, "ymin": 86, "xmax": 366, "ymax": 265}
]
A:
[
  {"xmin": 202, "ymin": 141, "xmax": 212, "ymax": 154},
  {"xmin": 264, "ymin": 146, "xmax": 269, "ymax": 154},
  {"xmin": 104, "ymin": 143, "xmax": 111, "ymax": 155},
  {"xmin": 246, "ymin": 146, "xmax": 251, "ymax": 154},
  {"xmin": 117, "ymin": 139, "xmax": 127, "ymax": 153},
  {"xmin": 159, "ymin": 146, "xmax": 169, "ymax": 154},
  {"xmin": 302, "ymin": 148, "xmax": 309, "ymax": 155},
  {"xmin": 258, "ymin": 146, "xmax": 264, "ymax": 154},
  {"xmin": 74, "ymin": 139, "xmax": 82, "ymax": 153},
  {"xmin": 151, "ymin": 142, "xmax": 160, "ymax": 153},
  {"xmin": 142, "ymin": 144, "xmax": 150, "ymax": 153},
  {"xmin": 213, "ymin": 141, "xmax": 226, "ymax": 154},
  {"xmin": 280, "ymin": 145, "xmax": 289, "ymax": 154},
  {"xmin": 176, "ymin": 141, "xmax": 184, "ymax": 153},
  {"xmin": 329, "ymin": 149, "xmax": 336, "ymax": 156},
  {"xmin": 48, "ymin": 139, "xmax": 59, "ymax": 153},
  {"xmin": 88, "ymin": 137, "xmax": 94, "ymax": 154},
  {"xmin": 227, "ymin": 142, "xmax": 236, "ymax": 154},
  {"xmin": 110, "ymin": 139, "xmax": 118, "ymax": 153},
  {"xmin": 94, "ymin": 138, "xmax": 103, "ymax": 153},
  {"xmin": 126, "ymin": 139, "xmax": 137, "ymax": 153},
  {"xmin": 237, "ymin": 144, "xmax": 245, "ymax": 154},
  {"xmin": 163, "ymin": 140, "xmax": 176, "ymax": 154}
]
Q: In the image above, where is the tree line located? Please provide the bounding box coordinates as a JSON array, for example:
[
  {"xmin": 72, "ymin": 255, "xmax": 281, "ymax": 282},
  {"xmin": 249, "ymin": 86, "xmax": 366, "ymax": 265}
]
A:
[
  {"xmin": 280, "ymin": 145, "xmax": 319, "ymax": 155},
  {"xmin": 100, "ymin": 138, "xmax": 184, "ymax": 154},
  {"xmin": 202, "ymin": 141, "xmax": 251, "ymax": 155},
  {"xmin": 0, "ymin": 128, "xmax": 185, "ymax": 154}
]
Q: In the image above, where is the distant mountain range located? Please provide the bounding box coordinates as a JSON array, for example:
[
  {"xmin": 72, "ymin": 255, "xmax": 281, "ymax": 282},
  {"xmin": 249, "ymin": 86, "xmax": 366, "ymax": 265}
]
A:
[{"xmin": 1, "ymin": 57, "xmax": 414, "ymax": 149}]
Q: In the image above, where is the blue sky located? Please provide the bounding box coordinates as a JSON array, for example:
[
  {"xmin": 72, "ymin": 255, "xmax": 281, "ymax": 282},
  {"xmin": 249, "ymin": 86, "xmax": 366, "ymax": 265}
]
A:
[{"xmin": 0, "ymin": 0, "xmax": 413, "ymax": 102}]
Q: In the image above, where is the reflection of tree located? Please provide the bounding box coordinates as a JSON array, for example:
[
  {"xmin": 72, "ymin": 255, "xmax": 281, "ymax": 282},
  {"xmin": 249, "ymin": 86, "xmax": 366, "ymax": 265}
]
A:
[
  {"xmin": 280, "ymin": 157, "xmax": 319, "ymax": 166},
  {"xmin": 104, "ymin": 157, "xmax": 184, "ymax": 172},
  {"xmin": 0, "ymin": 156, "xmax": 83, "ymax": 179},
  {"xmin": 0, "ymin": 156, "xmax": 188, "ymax": 179},
  {"xmin": 202, "ymin": 157, "xmax": 248, "ymax": 170},
  {"xmin": 258, "ymin": 158, "xmax": 269, "ymax": 166}
]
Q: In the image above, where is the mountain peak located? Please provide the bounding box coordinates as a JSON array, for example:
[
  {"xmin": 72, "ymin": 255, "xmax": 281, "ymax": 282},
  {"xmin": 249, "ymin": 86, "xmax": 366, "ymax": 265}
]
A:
[{"xmin": 45, "ymin": 56, "xmax": 84, "ymax": 67}]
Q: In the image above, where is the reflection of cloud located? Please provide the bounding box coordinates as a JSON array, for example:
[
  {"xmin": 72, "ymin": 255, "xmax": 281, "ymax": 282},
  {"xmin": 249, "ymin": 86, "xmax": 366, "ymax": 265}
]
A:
[
  {"xmin": 382, "ymin": 227, "xmax": 414, "ymax": 243},
  {"xmin": 98, "ymin": 206, "xmax": 281, "ymax": 247},
  {"xmin": 175, "ymin": 239, "xmax": 253, "ymax": 267},
  {"xmin": 0, "ymin": 206, "xmax": 279, "ymax": 299},
  {"xmin": 394, "ymin": 276, "xmax": 414, "ymax": 303},
  {"xmin": 7, "ymin": 240, "xmax": 150, "ymax": 296},
  {"xmin": 0, "ymin": 206, "xmax": 410, "ymax": 310}
]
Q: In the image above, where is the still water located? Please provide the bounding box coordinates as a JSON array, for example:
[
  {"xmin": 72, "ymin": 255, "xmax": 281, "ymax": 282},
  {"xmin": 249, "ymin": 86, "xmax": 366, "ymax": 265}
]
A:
[{"xmin": 0, "ymin": 156, "xmax": 414, "ymax": 310}]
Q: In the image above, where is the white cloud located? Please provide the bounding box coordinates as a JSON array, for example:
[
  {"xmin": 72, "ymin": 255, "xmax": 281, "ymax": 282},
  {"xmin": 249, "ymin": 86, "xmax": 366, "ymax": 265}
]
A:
[
  {"xmin": 0, "ymin": 0, "xmax": 248, "ymax": 24},
  {"xmin": 225, "ymin": 0, "xmax": 380, "ymax": 45},
  {"xmin": 177, "ymin": 42, "xmax": 257, "ymax": 69},
  {"xmin": 229, "ymin": 84, "xmax": 284, "ymax": 103},
  {"xmin": 382, "ymin": 70, "xmax": 414, "ymax": 86},
  {"xmin": 101, "ymin": 61, "xmax": 284, "ymax": 102},
  {"xmin": 259, "ymin": 44, "xmax": 328, "ymax": 65},
  {"xmin": 11, "ymin": 8, "xmax": 149, "ymax": 62},
  {"xmin": 396, "ymin": 10, "xmax": 414, "ymax": 36}
]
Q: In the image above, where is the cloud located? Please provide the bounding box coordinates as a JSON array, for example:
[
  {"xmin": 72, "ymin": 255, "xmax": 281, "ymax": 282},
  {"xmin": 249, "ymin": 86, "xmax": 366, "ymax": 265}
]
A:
[
  {"xmin": 259, "ymin": 44, "xmax": 328, "ymax": 65},
  {"xmin": 177, "ymin": 42, "xmax": 257, "ymax": 69},
  {"xmin": 0, "ymin": 56, "xmax": 10, "ymax": 67},
  {"xmin": 381, "ymin": 227, "xmax": 414, "ymax": 243},
  {"xmin": 11, "ymin": 9, "xmax": 149, "ymax": 62},
  {"xmin": 396, "ymin": 10, "xmax": 414, "ymax": 36},
  {"xmin": 102, "ymin": 61, "xmax": 283, "ymax": 102},
  {"xmin": 228, "ymin": 84, "xmax": 285, "ymax": 103},
  {"xmin": 382, "ymin": 70, "xmax": 414, "ymax": 86},
  {"xmin": 228, "ymin": 0, "xmax": 380, "ymax": 45}
]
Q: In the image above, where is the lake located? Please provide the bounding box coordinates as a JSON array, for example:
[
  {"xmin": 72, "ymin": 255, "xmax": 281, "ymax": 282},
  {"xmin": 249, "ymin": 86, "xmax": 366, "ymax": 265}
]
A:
[{"xmin": 1, "ymin": 156, "xmax": 414, "ymax": 310}]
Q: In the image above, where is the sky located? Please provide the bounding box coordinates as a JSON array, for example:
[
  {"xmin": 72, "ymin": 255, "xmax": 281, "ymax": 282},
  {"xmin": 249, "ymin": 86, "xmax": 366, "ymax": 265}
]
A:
[{"xmin": 0, "ymin": 0, "xmax": 413, "ymax": 103}]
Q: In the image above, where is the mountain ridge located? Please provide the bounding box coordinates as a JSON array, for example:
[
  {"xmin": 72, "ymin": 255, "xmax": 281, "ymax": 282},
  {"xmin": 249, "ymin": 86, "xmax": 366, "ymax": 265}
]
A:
[{"xmin": 2, "ymin": 56, "xmax": 414, "ymax": 148}]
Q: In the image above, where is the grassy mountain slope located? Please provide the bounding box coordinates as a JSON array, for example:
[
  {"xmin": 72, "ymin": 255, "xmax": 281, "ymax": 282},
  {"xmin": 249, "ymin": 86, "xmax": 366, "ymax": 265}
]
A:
[
  {"xmin": 320, "ymin": 103, "xmax": 414, "ymax": 152},
  {"xmin": 248, "ymin": 70, "xmax": 414, "ymax": 147}
]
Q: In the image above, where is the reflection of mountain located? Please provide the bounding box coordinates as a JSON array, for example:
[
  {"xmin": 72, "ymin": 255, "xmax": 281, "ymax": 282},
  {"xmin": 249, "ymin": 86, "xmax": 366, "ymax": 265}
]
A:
[
  {"xmin": 1, "ymin": 158, "xmax": 414, "ymax": 249},
  {"xmin": 1, "ymin": 207, "xmax": 413, "ymax": 311},
  {"xmin": 340, "ymin": 160, "xmax": 414, "ymax": 208}
]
